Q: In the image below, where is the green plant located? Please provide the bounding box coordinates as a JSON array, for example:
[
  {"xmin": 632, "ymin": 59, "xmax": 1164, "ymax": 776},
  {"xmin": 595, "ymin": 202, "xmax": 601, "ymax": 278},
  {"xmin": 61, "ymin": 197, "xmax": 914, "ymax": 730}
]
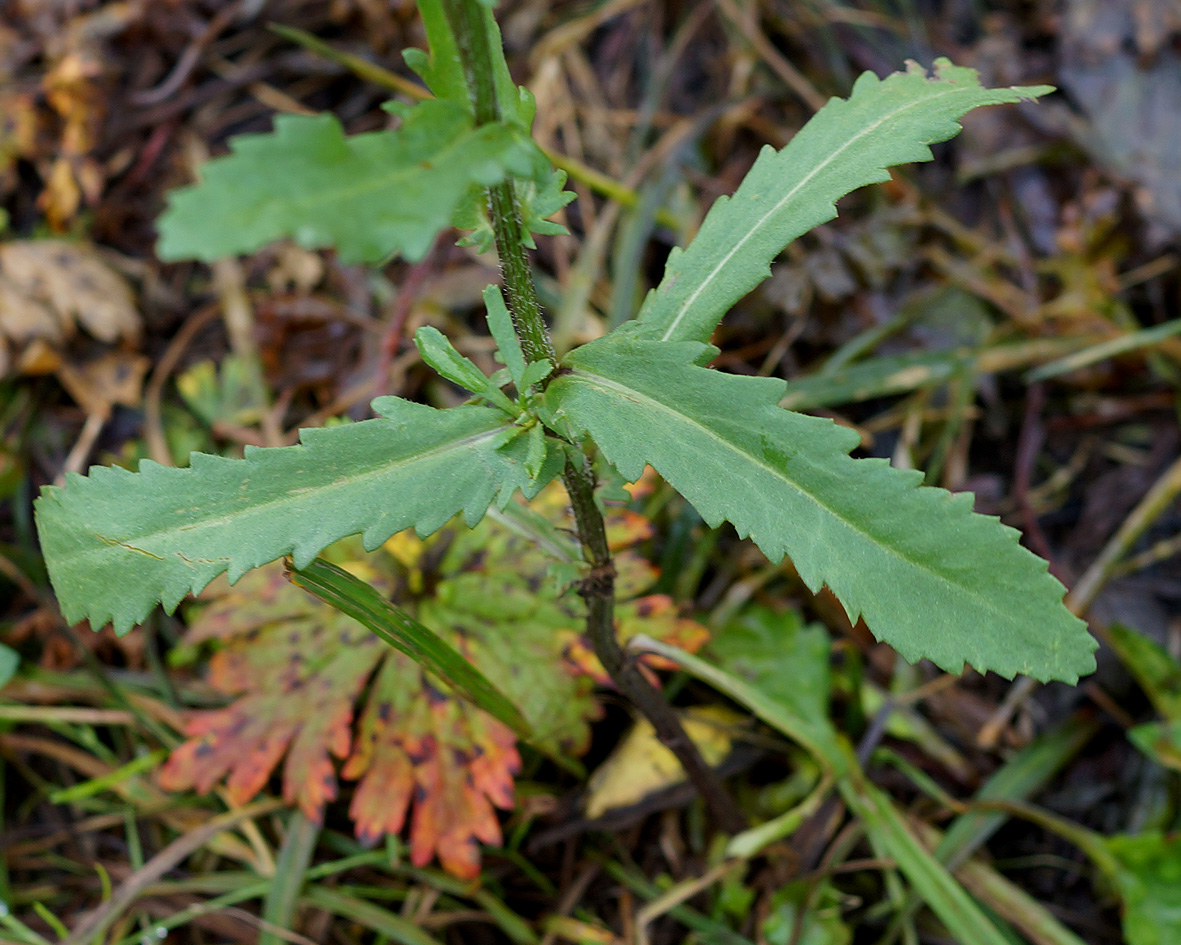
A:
[{"xmin": 34, "ymin": 0, "xmax": 1095, "ymax": 852}]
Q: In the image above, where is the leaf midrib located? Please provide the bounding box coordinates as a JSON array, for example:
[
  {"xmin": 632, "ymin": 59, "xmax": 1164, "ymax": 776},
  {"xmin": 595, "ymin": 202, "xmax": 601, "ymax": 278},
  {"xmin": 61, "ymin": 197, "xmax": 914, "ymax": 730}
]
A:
[
  {"xmin": 565, "ymin": 366, "xmax": 1014, "ymax": 624},
  {"xmin": 66, "ymin": 423, "xmax": 515, "ymax": 564},
  {"xmin": 656, "ymin": 84, "xmax": 996, "ymax": 342}
]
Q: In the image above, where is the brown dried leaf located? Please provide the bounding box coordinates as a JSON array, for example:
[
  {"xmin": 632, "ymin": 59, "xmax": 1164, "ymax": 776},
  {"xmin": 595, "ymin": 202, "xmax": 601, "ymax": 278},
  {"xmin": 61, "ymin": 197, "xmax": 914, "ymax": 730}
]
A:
[
  {"xmin": 56, "ymin": 350, "xmax": 150, "ymax": 418},
  {"xmin": 0, "ymin": 239, "xmax": 139, "ymax": 348}
]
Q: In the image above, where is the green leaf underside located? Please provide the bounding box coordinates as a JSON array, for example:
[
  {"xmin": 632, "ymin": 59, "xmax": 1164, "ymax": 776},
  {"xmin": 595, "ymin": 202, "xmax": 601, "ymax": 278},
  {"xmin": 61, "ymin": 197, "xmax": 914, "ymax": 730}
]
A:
[
  {"xmin": 636, "ymin": 59, "xmax": 1052, "ymax": 344},
  {"xmin": 35, "ymin": 401, "xmax": 560, "ymax": 634},
  {"xmin": 544, "ymin": 333, "xmax": 1095, "ymax": 682},
  {"xmin": 156, "ymin": 100, "xmax": 545, "ymax": 265}
]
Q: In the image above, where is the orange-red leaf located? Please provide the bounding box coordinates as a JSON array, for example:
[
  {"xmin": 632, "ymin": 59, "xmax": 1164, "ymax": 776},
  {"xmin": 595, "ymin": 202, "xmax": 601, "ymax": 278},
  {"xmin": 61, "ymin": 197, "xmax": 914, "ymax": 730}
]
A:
[
  {"xmin": 158, "ymin": 484, "xmax": 709, "ymax": 878},
  {"xmin": 158, "ymin": 567, "xmax": 383, "ymax": 819}
]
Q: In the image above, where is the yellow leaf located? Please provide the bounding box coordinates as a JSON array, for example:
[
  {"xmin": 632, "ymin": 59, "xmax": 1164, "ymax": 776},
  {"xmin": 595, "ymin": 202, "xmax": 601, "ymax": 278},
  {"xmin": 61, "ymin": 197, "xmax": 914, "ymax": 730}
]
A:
[{"xmin": 584, "ymin": 705, "xmax": 744, "ymax": 819}]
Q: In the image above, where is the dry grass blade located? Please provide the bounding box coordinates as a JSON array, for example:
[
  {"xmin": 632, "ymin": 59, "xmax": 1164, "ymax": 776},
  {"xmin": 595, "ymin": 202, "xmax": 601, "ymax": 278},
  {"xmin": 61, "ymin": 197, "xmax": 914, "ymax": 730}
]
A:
[{"xmin": 60, "ymin": 799, "xmax": 284, "ymax": 945}]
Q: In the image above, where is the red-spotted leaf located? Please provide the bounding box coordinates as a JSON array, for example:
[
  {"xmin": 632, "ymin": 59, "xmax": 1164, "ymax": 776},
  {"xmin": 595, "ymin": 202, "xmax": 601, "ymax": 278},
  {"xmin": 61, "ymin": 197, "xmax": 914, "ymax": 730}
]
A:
[
  {"xmin": 159, "ymin": 484, "xmax": 708, "ymax": 878},
  {"xmin": 158, "ymin": 565, "xmax": 384, "ymax": 817},
  {"xmin": 343, "ymin": 654, "xmax": 520, "ymax": 878}
]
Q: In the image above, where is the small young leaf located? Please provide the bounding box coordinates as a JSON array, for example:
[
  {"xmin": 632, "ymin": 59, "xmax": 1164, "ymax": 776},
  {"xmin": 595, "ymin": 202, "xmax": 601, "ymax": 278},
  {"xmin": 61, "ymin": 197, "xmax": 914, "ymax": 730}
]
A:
[
  {"xmin": 407, "ymin": 0, "xmax": 532, "ymax": 128},
  {"xmin": 415, "ymin": 326, "xmax": 490, "ymax": 394},
  {"xmin": 414, "ymin": 325, "xmax": 516, "ymax": 413},
  {"xmin": 543, "ymin": 331, "xmax": 1096, "ymax": 683},
  {"xmin": 483, "ymin": 284, "xmax": 526, "ymax": 388},
  {"xmin": 35, "ymin": 402, "xmax": 560, "ymax": 634},
  {"xmin": 523, "ymin": 422, "xmax": 547, "ymax": 479},
  {"xmin": 636, "ymin": 60, "xmax": 1051, "ymax": 344},
  {"xmin": 403, "ymin": 0, "xmax": 468, "ymax": 105},
  {"xmin": 289, "ymin": 556, "xmax": 532, "ymax": 740},
  {"xmin": 455, "ymin": 167, "xmax": 575, "ymax": 252},
  {"xmin": 157, "ymin": 100, "xmax": 547, "ymax": 265},
  {"xmin": 518, "ymin": 357, "xmax": 555, "ymax": 390}
]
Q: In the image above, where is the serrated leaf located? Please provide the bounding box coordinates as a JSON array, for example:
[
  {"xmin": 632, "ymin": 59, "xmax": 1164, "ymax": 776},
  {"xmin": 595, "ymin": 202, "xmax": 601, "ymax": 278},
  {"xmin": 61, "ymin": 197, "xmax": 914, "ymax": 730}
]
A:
[
  {"xmin": 407, "ymin": 0, "xmax": 532, "ymax": 128},
  {"xmin": 159, "ymin": 484, "xmax": 709, "ymax": 878},
  {"xmin": 636, "ymin": 59, "xmax": 1051, "ymax": 343},
  {"xmin": 404, "ymin": 0, "xmax": 468, "ymax": 105},
  {"xmin": 455, "ymin": 167, "xmax": 574, "ymax": 252},
  {"xmin": 344, "ymin": 649, "xmax": 521, "ymax": 878},
  {"xmin": 158, "ymin": 565, "xmax": 384, "ymax": 819},
  {"xmin": 543, "ymin": 332, "xmax": 1096, "ymax": 682},
  {"xmin": 35, "ymin": 401, "xmax": 560, "ymax": 634},
  {"xmin": 157, "ymin": 100, "xmax": 547, "ymax": 265}
]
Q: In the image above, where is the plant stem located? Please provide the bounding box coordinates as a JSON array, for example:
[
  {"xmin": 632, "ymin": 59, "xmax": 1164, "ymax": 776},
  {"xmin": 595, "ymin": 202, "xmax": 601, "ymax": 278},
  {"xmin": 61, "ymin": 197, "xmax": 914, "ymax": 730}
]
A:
[
  {"xmin": 441, "ymin": 0, "xmax": 745, "ymax": 833},
  {"xmin": 440, "ymin": 0, "xmax": 555, "ymax": 367},
  {"xmin": 564, "ymin": 453, "xmax": 748, "ymax": 833}
]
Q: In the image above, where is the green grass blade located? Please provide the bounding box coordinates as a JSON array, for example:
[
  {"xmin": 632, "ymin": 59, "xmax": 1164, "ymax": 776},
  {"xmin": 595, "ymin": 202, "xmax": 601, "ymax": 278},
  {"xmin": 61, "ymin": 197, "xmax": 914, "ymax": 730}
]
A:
[
  {"xmin": 289, "ymin": 556, "xmax": 532, "ymax": 739},
  {"xmin": 301, "ymin": 887, "xmax": 444, "ymax": 945},
  {"xmin": 838, "ymin": 771, "xmax": 1015, "ymax": 945},
  {"xmin": 634, "ymin": 635, "xmax": 1013, "ymax": 945},
  {"xmin": 259, "ymin": 812, "xmax": 320, "ymax": 945}
]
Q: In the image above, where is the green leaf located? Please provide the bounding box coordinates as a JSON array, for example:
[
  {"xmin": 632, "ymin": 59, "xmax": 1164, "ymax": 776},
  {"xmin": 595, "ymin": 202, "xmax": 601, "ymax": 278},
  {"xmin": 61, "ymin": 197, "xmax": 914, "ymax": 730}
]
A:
[
  {"xmin": 157, "ymin": 99, "xmax": 547, "ymax": 265},
  {"xmin": 1106, "ymin": 623, "xmax": 1181, "ymax": 720},
  {"xmin": 636, "ymin": 60, "xmax": 1051, "ymax": 344},
  {"xmin": 415, "ymin": 326, "xmax": 490, "ymax": 394},
  {"xmin": 407, "ymin": 0, "xmax": 532, "ymax": 129},
  {"xmin": 414, "ymin": 325, "xmax": 516, "ymax": 413},
  {"xmin": 404, "ymin": 0, "xmax": 468, "ymax": 105},
  {"xmin": 456, "ymin": 168, "xmax": 575, "ymax": 252},
  {"xmin": 518, "ymin": 358, "xmax": 554, "ymax": 391},
  {"xmin": 0, "ymin": 642, "xmax": 19, "ymax": 689},
  {"xmin": 35, "ymin": 401, "xmax": 560, "ymax": 635},
  {"xmin": 707, "ymin": 605, "xmax": 836, "ymax": 751},
  {"xmin": 289, "ymin": 556, "xmax": 532, "ymax": 740},
  {"xmin": 636, "ymin": 637, "xmax": 1011, "ymax": 945},
  {"xmin": 1128, "ymin": 720, "xmax": 1181, "ymax": 772},
  {"xmin": 483, "ymin": 285, "xmax": 526, "ymax": 388},
  {"xmin": 543, "ymin": 332, "xmax": 1095, "ymax": 682},
  {"xmin": 1103, "ymin": 832, "xmax": 1181, "ymax": 945},
  {"xmin": 838, "ymin": 772, "xmax": 1014, "ymax": 945}
]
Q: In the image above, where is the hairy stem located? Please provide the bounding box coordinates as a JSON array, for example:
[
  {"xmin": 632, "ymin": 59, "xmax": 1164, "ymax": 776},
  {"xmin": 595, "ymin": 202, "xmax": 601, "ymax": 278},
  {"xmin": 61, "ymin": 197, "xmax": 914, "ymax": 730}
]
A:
[
  {"xmin": 440, "ymin": 0, "xmax": 745, "ymax": 833},
  {"xmin": 439, "ymin": 0, "xmax": 555, "ymax": 368}
]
